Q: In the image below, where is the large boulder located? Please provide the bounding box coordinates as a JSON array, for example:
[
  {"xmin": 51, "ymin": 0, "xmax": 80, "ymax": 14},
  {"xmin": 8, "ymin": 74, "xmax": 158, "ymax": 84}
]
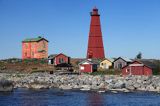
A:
[
  {"xmin": 114, "ymin": 80, "xmax": 125, "ymax": 89},
  {"xmin": 0, "ymin": 79, "xmax": 13, "ymax": 91},
  {"xmin": 28, "ymin": 81, "xmax": 49, "ymax": 89}
]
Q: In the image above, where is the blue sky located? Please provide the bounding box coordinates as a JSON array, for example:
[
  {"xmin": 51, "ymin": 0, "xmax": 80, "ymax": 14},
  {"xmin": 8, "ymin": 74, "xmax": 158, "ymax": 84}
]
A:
[{"xmin": 0, "ymin": 0, "xmax": 160, "ymax": 59}]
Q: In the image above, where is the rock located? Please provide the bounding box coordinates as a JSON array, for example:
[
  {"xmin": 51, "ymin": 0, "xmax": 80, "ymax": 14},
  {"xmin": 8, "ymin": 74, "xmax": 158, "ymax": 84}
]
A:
[
  {"xmin": 29, "ymin": 84, "xmax": 49, "ymax": 89},
  {"xmin": 133, "ymin": 83, "xmax": 141, "ymax": 89},
  {"xmin": 98, "ymin": 90, "xmax": 105, "ymax": 93},
  {"xmin": 114, "ymin": 81, "xmax": 125, "ymax": 89},
  {"xmin": 59, "ymin": 85, "xmax": 72, "ymax": 90},
  {"xmin": 111, "ymin": 91, "xmax": 118, "ymax": 93},
  {"xmin": 146, "ymin": 85, "xmax": 156, "ymax": 91},
  {"xmin": 0, "ymin": 79, "xmax": 13, "ymax": 91},
  {"xmin": 28, "ymin": 81, "xmax": 49, "ymax": 89},
  {"xmin": 105, "ymin": 79, "xmax": 113, "ymax": 84},
  {"xmin": 123, "ymin": 89, "xmax": 130, "ymax": 93},
  {"xmin": 126, "ymin": 85, "xmax": 135, "ymax": 90}
]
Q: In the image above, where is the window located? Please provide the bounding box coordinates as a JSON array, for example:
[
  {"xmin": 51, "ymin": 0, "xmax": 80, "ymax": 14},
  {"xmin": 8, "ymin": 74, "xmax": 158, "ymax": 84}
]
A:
[
  {"xmin": 32, "ymin": 52, "xmax": 34, "ymax": 57},
  {"xmin": 25, "ymin": 52, "xmax": 27, "ymax": 56},
  {"xmin": 118, "ymin": 63, "xmax": 122, "ymax": 69},
  {"xmin": 126, "ymin": 68, "xmax": 130, "ymax": 73},
  {"xmin": 32, "ymin": 45, "xmax": 35, "ymax": 48},
  {"xmin": 25, "ymin": 44, "xmax": 28, "ymax": 49},
  {"xmin": 43, "ymin": 41, "xmax": 46, "ymax": 48},
  {"xmin": 59, "ymin": 58, "xmax": 64, "ymax": 64}
]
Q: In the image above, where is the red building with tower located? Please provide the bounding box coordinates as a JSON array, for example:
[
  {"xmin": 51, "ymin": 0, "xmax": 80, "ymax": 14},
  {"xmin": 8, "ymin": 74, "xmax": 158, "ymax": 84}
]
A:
[{"xmin": 87, "ymin": 7, "xmax": 105, "ymax": 59}]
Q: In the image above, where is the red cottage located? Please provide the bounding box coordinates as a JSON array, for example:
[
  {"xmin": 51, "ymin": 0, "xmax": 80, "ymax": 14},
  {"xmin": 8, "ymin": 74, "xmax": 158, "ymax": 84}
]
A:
[
  {"xmin": 48, "ymin": 53, "xmax": 70, "ymax": 65},
  {"xmin": 22, "ymin": 36, "xmax": 48, "ymax": 59},
  {"xmin": 122, "ymin": 61, "xmax": 152, "ymax": 76},
  {"xmin": 87, "ymin": 7, "xmax": 105, "ymax": 59},
  {"xmin": 79, "ymin": 59, "xmax": 98, "ymax": 73}
]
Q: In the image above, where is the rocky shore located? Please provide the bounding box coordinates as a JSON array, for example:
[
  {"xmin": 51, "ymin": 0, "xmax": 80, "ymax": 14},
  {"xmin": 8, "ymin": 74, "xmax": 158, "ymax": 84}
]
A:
[{"xmin": 0, "ymin": 73, "xmax": 160, "ymax": 93}]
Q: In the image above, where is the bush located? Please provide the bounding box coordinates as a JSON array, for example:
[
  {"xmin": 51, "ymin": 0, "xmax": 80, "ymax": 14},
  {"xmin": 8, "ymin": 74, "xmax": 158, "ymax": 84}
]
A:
[
  {"xmin": 23, "ymin": 58, "xmax": 48, "ymax": 64},
  {"xmin": 89, "ymin": 69, "xmax": 121, "ymax": 75},
  {"xmin": 30, "ymin": 70, "xmax": 47, "ymax": 74}
]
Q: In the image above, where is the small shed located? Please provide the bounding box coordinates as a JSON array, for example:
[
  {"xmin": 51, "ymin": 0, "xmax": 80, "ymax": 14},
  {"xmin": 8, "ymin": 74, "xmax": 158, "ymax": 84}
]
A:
[
  {"xmin": 79, "ymin": 59, "xmax": 98, "ymax": 73},
  {"xmin": 48, "ymin": 53, "xmax": 70, "ymax": 65},
  {"xmin": 122, "ymin": 61, "xmax": 153, "ymax": 76},
  {"xmin": 113, "ymin": 57, "xmax": 132, "ymax": 70},
  {"xmin": 100, "ymin": 58, "xmax": 114, "ymax": 69}
]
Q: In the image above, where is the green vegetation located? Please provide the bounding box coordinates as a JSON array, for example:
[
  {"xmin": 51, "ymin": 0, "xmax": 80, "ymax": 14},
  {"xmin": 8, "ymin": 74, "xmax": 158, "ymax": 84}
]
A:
[
  {"xmin": 152, "ymin": 60, "xmax": 160, "ymax": 75},
  {"xmin": 135, "ymin": 52, "xmax": 142, "ymax": 59},
  {"xmin": 30, "ymin": 70, "xmax": 48, "ymax": 74},
  {"xmin": 23, "ymin": 59, "xmax": 48, "ymax": 64},
  {"xmin": 89, "ymin": 69, "xmax": 121, "ymax": 75}
]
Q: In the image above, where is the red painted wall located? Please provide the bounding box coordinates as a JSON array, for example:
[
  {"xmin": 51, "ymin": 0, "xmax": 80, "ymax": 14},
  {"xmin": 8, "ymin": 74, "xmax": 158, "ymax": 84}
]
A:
[
  {"xmin": 54, "ymin": 54, "xmax": 69, "ymax": 65},
  {"xmin": 80, "ymin": 64, "xmax": 92, "ymax": 73},
  {"xmin": 22, "ymin": 40, "xmax": 48, "ymax": 59},
  {"xmin": 122, "ymin": 61, "xmax": 152, "ymax": 76},
  {"xmin": 144, "ymin": 66, "xmax": 152, "ymax": 75}
]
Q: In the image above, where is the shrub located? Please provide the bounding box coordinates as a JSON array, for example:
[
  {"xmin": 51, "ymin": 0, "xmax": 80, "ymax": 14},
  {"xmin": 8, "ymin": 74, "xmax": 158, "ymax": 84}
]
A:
[{"xmin": 90, "ymin": 69, "xmax": 121, "ymax": 75}]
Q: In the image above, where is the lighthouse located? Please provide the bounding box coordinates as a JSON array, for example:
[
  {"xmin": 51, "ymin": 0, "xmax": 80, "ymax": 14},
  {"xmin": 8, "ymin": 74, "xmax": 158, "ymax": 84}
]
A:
[{"xmin": 87, "ymin": 7, "xmax": 105, "ymax": 59}]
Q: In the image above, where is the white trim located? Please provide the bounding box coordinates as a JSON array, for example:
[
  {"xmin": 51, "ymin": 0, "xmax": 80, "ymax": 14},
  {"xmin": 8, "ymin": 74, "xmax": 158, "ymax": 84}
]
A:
[
  {"xmin": 129, "ymin": 64, "xmax": 144, "ymax": 67},
  {"xmin": 91, "ymin": 65, "xmax": 93, "ymax": 73},
  {"xmin": 54, "ymin": 58, "xmax": 57, "ymax": 65}
]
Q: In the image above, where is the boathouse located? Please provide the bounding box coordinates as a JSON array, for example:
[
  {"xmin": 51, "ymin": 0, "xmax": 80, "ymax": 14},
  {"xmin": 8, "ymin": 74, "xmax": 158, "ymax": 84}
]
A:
[
  {"xmin": 79, "ymin": 59, "xmax": 98, "ymax": 73},
  {"xmin": 122, "ymin": 61, "xmax": 153, "ymax": 76}
]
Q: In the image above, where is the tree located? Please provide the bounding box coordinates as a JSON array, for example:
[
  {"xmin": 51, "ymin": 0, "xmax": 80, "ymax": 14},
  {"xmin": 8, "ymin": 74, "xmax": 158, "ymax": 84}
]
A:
[{"xmin": 135, "ymin": 52, "xmax": 142, "ymax": 59}]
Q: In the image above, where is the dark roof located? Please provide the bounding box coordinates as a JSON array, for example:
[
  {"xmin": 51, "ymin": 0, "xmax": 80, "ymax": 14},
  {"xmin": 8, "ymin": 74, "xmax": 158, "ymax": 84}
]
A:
[
  {"xmin": 113, "ymin": 57, "xmax": 132, "ymax": 63},
  {"xmin": 22, "ymin": 36, "xmax": 48, "ymax": 42},
  {"xmin": 55, "ymin": 63, "xmax": 73, "ymax": 67},
  {"xmin": 138, "ymin": 59, "xmax": 157, "ymax": 69},
  {"xmin": 122, "ymin": 60, "xmax": 156, "ymax": 69},
  {"xmin": 48, "ymin": 54, "xmax": 58, "ymax": 59},
  {"xmin": 48, "ymin": 53, "xmax": 70, "ymax": 60},
  {"xmin": 79, "ymin": 59, "xmax": 100, "ymax": 65}
]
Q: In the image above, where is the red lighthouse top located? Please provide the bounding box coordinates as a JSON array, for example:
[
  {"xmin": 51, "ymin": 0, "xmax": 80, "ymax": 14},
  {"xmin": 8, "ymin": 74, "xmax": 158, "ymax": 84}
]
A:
[{"xmin": 90, "ymin": 7, "xmax": 100, "ymax": 16}]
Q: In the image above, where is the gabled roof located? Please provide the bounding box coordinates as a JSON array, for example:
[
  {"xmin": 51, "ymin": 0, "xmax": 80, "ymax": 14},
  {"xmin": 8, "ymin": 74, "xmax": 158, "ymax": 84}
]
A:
[
  {"xmin": 113, "ymin": 57, "xmax": 132, "ymax": 63},
  {"xmin": 122, "ymin": 60, "xmax": 153, "ymax": 69},
  {"xmin": 22, "ymin": 36, "xmax": 48, "ymax": 43},
  {"xmin": 48, "ymin": 54, "xmax": 58, "ymax": 59},
  {"xmin": 48, "ymin": 53, "xmax": 69, "ymax": 59},
  {"xmin": 79, "ymin": 59, "xmax": 99, "ymax": 65},
  {"xmin": 101, "ymin": 58, "xmax": 114, "ymax": 63}
]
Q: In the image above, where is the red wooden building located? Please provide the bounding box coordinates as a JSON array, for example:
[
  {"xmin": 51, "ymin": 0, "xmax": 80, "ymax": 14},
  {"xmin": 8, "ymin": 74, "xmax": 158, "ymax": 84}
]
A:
[
  {"xmin": 22, "ymin": 36, "xmax": 48, "ymax": 59},
  {"xmin": 122, "ymin": 61, "xmax": 153, "ymax": 76},
  {"xmin": 79, "ymin": 59, "xmax": 98, "ymax": 73},
  {"xmin": 48, "ymin": 53, "xmax": 70, "ymax": 65}
]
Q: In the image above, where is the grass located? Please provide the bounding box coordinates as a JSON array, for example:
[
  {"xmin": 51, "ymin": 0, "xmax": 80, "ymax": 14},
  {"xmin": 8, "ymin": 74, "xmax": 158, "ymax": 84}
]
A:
[
  {"xmin": 88, "ymin": 69, "xmax": 121, "ymax": 76},
  {"xmin": 30, "ymin": 70, "xmax": 48, "ymax": 74}
]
